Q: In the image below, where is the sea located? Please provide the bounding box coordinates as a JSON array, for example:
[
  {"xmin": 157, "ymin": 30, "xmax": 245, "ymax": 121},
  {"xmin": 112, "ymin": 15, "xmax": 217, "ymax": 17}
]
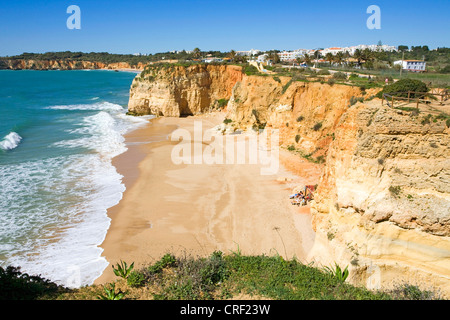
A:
[{"xmin": 0, "ymin": 69, "xmax": 151, "ymax": 287}]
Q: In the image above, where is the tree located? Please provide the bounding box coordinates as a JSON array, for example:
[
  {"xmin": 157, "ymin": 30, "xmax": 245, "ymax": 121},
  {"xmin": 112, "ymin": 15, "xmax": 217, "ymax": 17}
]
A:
[
  {"xmin": 269, "ymin": 51, "xmax": 280, "ymax": 64},
  {"xmin": 325, "ymin": 52, "xmax": 334, "ymax": 66},
  {"xmin": 334, "ymin": 52, "xmax": 344, "ymax": 66},
  {"xmin": 303, "ymin": 54, "xmax": 312, "ymax": 66},
  {"xmin": 228, "ymin": 50, "xmax": 236, "ymax": 61},
  {"xmin": 361, "ymin": 48, "xmax": 374, "ymax": 63},
  {"xmin": 192, "ymin": 48, "xmax": 201, "ymax": 59},
  {"xmin": 353, "ymin": 49, "xmax": 362, "ymax": 66},
  {"xmin": 313, "ymin": 50, "xmax": 322, "ymax": 60}
]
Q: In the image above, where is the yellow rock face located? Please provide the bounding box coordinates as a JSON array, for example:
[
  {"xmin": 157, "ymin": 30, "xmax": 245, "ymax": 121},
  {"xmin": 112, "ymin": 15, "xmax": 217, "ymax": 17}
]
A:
[{"xmin": 310, "ymin": 100, "xmax": 450, "ymax": 297}]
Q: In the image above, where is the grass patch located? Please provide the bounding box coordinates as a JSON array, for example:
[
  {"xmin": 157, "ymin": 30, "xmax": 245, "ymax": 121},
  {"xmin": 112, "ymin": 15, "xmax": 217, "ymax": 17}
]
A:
[
  {"xmin": 242, "ymin": 64, "xmax": 260, "ymax": 76},
  {"xmin": 216, "ymin": 98, "xmax": 229, "ymax": 108},
  {"xmin": 282, "ymin": 79, "xmax": 293, "ymax": 94},
  {"xmin": 421, "ymin": 114, "xmax": 433, "ymax": 125},
  {"xmin": 5, "ymin": 252, "xmax": 444, "ymax": 300}
]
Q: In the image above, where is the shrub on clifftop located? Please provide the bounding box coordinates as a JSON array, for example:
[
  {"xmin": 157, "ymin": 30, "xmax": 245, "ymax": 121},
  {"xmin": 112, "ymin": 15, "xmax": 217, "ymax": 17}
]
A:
[{"xmin": 376, "ymin": 78, "xmax": 428, "ymax": 99}]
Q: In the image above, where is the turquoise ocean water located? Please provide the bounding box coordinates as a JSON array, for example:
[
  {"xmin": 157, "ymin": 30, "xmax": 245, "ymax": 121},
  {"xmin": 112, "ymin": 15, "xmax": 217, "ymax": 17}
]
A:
[{"xmin": 0, "ymin": 70, "xmax": 149, "ymax": 287}]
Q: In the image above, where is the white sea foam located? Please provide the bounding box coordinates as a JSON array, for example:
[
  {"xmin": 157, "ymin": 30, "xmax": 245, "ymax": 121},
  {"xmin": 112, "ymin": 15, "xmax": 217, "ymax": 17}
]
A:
[
  {"xmin": 0, "ymin": 132, "xmax": 22, "ymax": 150},
  {"xmin": 47, "ymin": 101, "xmax": 124, "ymax": 112},
  {"xmin": 0, "ymin": 154, "xmax": 120, "ymax": 287},
  {"xmin": 0, "ymin": 103, "xmax": 153, "ymax": 287}
]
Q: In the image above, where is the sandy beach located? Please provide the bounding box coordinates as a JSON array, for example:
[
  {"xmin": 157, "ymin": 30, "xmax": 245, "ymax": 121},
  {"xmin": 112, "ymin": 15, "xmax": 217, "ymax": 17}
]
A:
[{"xmin": 95, "ymin": 112, "xmax": 319, "ymax": 285}]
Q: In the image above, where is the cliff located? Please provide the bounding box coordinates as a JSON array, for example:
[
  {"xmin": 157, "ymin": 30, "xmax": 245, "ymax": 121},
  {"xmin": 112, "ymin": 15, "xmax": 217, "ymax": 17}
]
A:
[
  {"xmin": 128, "ymin": 64, "xmax": 243, "ymax": 116},
  {"xmin": 128, "ymin": 64, "xmax": 365, "ymax": 159},
  {"xmin": 127, "ymin": 64, "xmax": 450, "ymax": 296},
  {"xmin": 0, "ymin": 59, "xmax": 145, "ymax": 70},
  {"xmin": 309, "ymin": 101, "xmax": 450, "ymax": 295}
]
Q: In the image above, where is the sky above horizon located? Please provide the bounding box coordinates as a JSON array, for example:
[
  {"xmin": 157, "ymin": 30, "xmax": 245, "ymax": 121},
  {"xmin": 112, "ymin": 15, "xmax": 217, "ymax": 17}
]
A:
[{"xmin": 0, "ymin": 0, "xmax": 449, "ymax": 56}]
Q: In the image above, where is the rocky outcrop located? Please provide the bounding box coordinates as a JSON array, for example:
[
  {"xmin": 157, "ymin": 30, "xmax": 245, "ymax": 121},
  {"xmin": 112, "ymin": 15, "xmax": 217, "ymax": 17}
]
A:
[
  {"xmin": 309, "ymin": 101, "xmax": 450, "ymax": 296},
  {"xmin": 128, "ymin": 64, "xmax": 365, "ymax": 159},
  {"xmin": 0, "ymin": 59, "xmax": 145, "ymax": 70},
  {"xmin": 225, "ymin": 76, "xmax": 363, "ymax": 158},
  {"xmin": 128, "ymin": 64, "xmax": 243, "ymax": 116}
]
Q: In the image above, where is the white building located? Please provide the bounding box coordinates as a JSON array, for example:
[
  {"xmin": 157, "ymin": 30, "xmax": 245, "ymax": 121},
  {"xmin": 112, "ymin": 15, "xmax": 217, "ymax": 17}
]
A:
[
  {"xmin": 394, "ymin": 60, "xmax": 426, "ymax": 72},
  {"xmin": 236, "ymin": 49, "xmax": 261, "ymax": 56},
  {"xmin": 257, "ymin": 54, "xmax": 269, "ymax": 62},
  {"xmin": 319, "ymin": 44, "xmax": 397, "ymax": 56},
  {"xmin": 277, "ymin": 49, "xmax": 308, "ymax": 61}
]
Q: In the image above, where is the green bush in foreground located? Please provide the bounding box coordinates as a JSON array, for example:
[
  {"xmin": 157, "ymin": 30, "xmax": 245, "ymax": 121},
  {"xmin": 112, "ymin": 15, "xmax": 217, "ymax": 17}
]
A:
[
  {"xmin": 141, "ymin": 252, "xmax": 393, "ymax": 300},
  {"xmin": 1, "ymin": 252, "xmax": 444, "ymax": 300},
  {"xmin": 376, "ymin": 78, "xmax": 428, "ymax": 99},
  {"xmin": 0, "ymin": 266, "xmax": 65, "ymax": 300}
]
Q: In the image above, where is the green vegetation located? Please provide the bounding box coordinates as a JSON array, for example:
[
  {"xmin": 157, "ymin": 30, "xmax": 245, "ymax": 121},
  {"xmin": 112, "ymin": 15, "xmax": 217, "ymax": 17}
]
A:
[
  {"xmin": 133, "ymin": 252, "xmax": 391, "ymax": 300},
  {"xmin": 376, "ymin": 78, "xmax": 429, "ymax": 99},
  {"xmin": 1, "ymin": 252, "xmax": 443, "ymax": 300},
  {"xmin": 317, "ymin": 69, "xmax": 330, "ymax": 75},
  {"xmin": 216, "ymin": 98, "xmax": 229, "ymax": 108},
  {"xmin": 327, "ymin": 78, "xmax": 336, "ymax": 86},
  {"xmin": 3, "ymin": 47, "xmax": 449, "ymax": 87},
  {"xmin": 242, "ymin": 64, "xmax": 260, "ymax": 76},
  {"xmin": 127, "ymin": 270, "xmax": 146, "ymax": 288},
  {"xmin": 323, "ymin": 263, "xmax": 349, "ymax": 283},
  {"xmin": 389, "ymin": 185, "xmax": 402, "ymax": 197},
  {"xmin": 223, "ymin": 118, "xmax": 232, "ymax": 124},
  {"xmin": 147, "ymin": 253, "xmax": 177, "ymax": 274},
  {"xmin": 315, "ymin": 46, "xmax": 450, "ymax": 87},
  {"xmin": 0, "ymin": 266, "xmax": 66, "ymax": 300},
  {"xmin": 0, "ymin": 50, "xmax": 229, "ymax": 67},
  {"xmin": 389, "ymin": 283, "xmax": 441, "ymax": 300},
  {"xmin": 112, "ymin": 260, "xmax": 134, "ymax": 279},
  {"xmin": 349, "ymin": 96, "xmax": 365, "ymax": 106},
  {"xmin": 282, "ymin": 79, "xmax": 293, "ymax": 93},
  {"xmin": 332, "ymin": 72, "xmax": 348, "ymax": 80},
  {"xmin": 421, "ymin": 114, "xmax": 433, "ymax": 125},
  {"xmin": 413, "ymin": 113, "xmax": 450, "ymax": 127},
  {"xmin": 312, "ymin": 122, "xmax": 323, "ymax": 131},
  {"xmin": 435, "ymin": 113, "xmax": 450, "ymax": 127},
  {"xmin": 284, "ymin": 145, "xmax": 326, "ymax": 164},
  {"xmin": 97, "ymin": 283, "xmax": 127, "ymax": 300}
]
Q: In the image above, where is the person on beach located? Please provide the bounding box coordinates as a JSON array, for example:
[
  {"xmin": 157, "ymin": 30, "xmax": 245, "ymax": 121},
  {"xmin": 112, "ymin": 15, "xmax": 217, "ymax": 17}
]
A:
[{"xmin": 291, "ymin": 192, "xmax": 304, "ymax": 206}]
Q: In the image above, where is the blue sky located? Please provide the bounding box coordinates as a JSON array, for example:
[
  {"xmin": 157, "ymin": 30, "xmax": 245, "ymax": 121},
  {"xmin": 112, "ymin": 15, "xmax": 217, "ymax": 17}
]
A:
[{"xmin": 0, "ymin": 0, "xmax": 449, "ymax": 56}]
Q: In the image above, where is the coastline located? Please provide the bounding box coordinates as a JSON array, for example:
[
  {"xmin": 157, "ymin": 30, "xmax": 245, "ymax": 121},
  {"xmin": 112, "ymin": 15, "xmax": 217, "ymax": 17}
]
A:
[{"xmin": 95, "ymin": 112, "xmax": 319, "ymax": 285}]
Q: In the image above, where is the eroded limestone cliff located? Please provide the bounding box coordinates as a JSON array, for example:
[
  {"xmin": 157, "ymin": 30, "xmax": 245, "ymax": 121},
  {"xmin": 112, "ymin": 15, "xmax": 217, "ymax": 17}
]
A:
[
  {"xmin": 128, "ymin": 64, "xmax": 365, "ymax": 160},
  {"xmin": 128, "ymin": 64, "xmax": 243, "ymax": 116},
  {"xmin": 127, "ymin": 64, "xmax": 450, "ymax": 296},
  {"xmin": 0, "ymin": 59, "xmax": 145, "ymax": 70},
  {"xmin": 309, "ymin": 100, "xmax": 450, "ymax": 295}
]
